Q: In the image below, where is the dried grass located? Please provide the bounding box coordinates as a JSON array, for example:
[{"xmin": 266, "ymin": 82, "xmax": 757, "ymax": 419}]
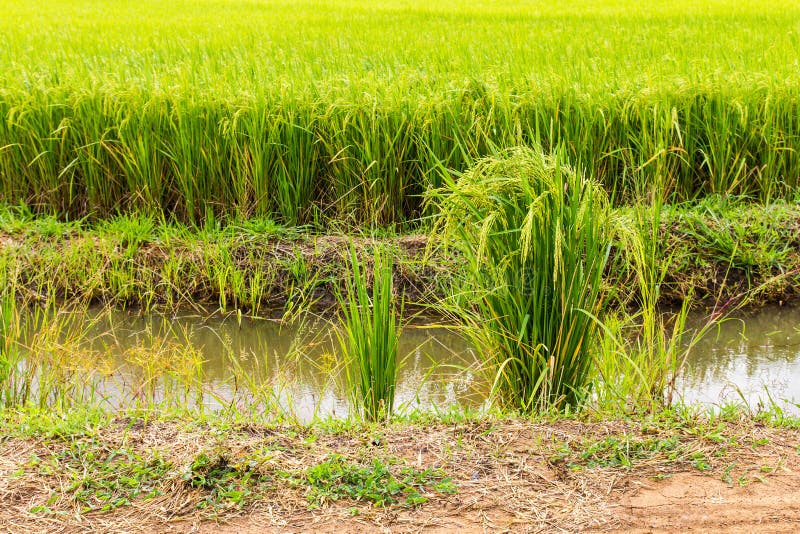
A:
[{"xmin": 1, "ymin": 417, "xmax": 797, "ymax": 533}]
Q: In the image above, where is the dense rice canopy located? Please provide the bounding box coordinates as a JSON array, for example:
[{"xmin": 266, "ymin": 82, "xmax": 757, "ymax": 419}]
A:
[
  {"xmin": 3, "ymin": 0, "xmax": 798, "ymax": 98},
  {"xmin": 2, "ymin": 1, "xmax": 799, "ymax": 224}
]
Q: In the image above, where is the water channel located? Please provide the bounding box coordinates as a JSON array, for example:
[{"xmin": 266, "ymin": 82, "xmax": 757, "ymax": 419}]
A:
[{"xmin": 22, "ymin": 304, "xmax": 800, "ymax": 419}]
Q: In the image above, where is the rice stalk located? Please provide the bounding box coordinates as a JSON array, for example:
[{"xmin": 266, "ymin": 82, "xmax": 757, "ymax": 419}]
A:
[
  {"xmin": 334, "ymin": 244, "xmax": 402, "ymax": 422},
  {"xmin": 430, "ymin": 147, "xmax": 615, "ymax": 412}
]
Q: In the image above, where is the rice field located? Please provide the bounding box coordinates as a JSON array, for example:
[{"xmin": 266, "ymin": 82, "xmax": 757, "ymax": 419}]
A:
[
  {"xmin": 4, "ymin": 5, "xmax": 800, "ymax": 527},
  {"xmin": 2, "ymin": 0, "xmax": 800, "ymax": 224}
]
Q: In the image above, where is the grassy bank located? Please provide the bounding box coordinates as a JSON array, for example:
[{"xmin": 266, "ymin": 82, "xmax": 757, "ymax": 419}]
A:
[
  {"xmin": 0, "ymin": 198, "xmax": 798, "ymax": 313},
  {"xmin": 1, "ymin": 407, "xmax": 798, "ymax": 531},
  {"xmin": 1, "ymin": 189, "xmax": 797, "ymax": 531},
  {"xmin": 2, "ymin": 1, "xmax": 800, "ymax": 224}
]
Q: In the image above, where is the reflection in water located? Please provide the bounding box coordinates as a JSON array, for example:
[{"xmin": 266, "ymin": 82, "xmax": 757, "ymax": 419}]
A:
[
  {"xmin": 21, "ymin": 304, "xmax": 800, "ymax": 419},
  {"xmin": 56, "ymin": 310, "xmax": 485, "ymax": 421},
  {"xmin": 680, "ymin": 305, "xmax": 800, "ymax": 413}
]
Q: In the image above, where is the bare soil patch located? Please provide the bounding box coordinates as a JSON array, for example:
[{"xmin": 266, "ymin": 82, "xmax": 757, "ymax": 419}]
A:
[
  {"xmin": 1, "ymin": 417, "xmax": 798, "ymax": 532},
  {"xmin": 614, "ymin": 472, "xmax": 800, "ymax": 533}
]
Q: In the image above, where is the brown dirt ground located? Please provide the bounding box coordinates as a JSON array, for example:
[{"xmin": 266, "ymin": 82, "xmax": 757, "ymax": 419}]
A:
[{"xmin": 1, "ymin": 418, "xmax": 799, "ymax": 533}]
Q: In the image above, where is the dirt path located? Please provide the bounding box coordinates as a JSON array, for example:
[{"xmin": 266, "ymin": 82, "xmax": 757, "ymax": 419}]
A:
[
  {"xmin": 2, "ymin": 418, "xmax": 799, "ymax": 532},
  {"xmin": 181, "ymin": 469, "xmax": 800, "ymax": 533},
  {"xmin": 615, "ymin": 472, "xmax": 800, "ymax": 533}
]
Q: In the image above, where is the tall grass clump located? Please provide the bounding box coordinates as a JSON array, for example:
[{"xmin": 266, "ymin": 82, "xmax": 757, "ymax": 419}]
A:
[
  {"xmin": 594, "ymin": 205, "xmax": 696, "ymax": 412},
  {"xmin": 334, "ymin": 245, "xmax": 402, "ymax": 422},
  {"xmin": 0, "ymin": 291, "xmax": 17, "ymax": 406},
  {"xmin": 595, "ymin": 199, "xmax": 736, "ymax": 413},
  {"xmin": 432, "ymin": 147, "xmax": 615, "ymax": 413}
]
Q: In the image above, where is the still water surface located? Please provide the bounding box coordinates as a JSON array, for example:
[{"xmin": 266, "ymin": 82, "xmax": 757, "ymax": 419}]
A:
[
  {"xmin": 37, "ymin": 305, "xmax": 800, "ymax": 419},
  {"xmin": 679, "ymin": 304, "xmax": 800, "ymax": 413},
  {"xmin": 72, "ymin": 311, "xmax": 484, "ymax": 420}
]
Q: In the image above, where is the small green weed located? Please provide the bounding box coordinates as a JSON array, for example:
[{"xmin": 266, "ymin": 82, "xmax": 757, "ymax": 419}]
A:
[
  {"xmin": 690, "ymin": 451, "xmax": 711, "ymax": 471},
  {"xmin": 30, "ymin": 440, "xmax": 171, "ymax": 513},
  {"xmin": 298, "ymin": 454, "xmax": 455, "ymax": 508},
  {"xmin": 577, "ymin": 435, "xmax": 681, "ymax": 469},
  {"xmin": 184, "ymin": 452, "xmax": 272, "ymax": 509},
  {"xmin": 722, "ymin": 462, "xmax": 736, "ymax": 485}
]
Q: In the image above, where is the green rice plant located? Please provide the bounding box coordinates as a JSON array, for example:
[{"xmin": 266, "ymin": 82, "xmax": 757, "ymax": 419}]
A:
[
  {"xmin": 606, "ymin": 183, "xmax": 683, "ymax": 408},
  {"xmin": 270, "ymin": 112, "xmax": 322, "ymax": 225},
  {"xmin": 1, "ymin": 1, "xmax": 800, "ymax": 224},
  {"xmin": 334, "ymin": 244, "xmax": 402, "ymax": 422},
  {"xmin": 594, "ymin": 178, "xmax": 733, "ymax": 412},
  {"xmin": 0, "ymin": 291, "xmax": 17, "ymax": 407},
  {"xmin": 431, "ymin": 147, "xmax": 615, "ymax": 413}
]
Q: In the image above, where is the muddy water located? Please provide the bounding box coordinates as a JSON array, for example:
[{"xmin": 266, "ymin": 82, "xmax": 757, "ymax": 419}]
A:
[
  {"xmin": 679, "ymin": 304, "xmax": 800, "ymax": 413},
  {"xmin": 69, "ymin": 311, "xmax": 484, "ymax": 420},
  {"xmin": 31, "ymin": 304, "xmax": 800, "ymax": 419}
]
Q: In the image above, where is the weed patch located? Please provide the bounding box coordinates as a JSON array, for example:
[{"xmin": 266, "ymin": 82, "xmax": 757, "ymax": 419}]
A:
[
  {"xmin": 552, "ymin": 432, "xmax": 716, "ymax": 473},
  {"xmin": 28, "ymin": 440, "xmax": 171, "ymax": 513},
  {"xmin": 184, "ymin": 451, "xmax": 273, "ymax": 510},
  {"xmin": 296, "ymin": 454, "xmax": 455, "ymax": 508}
]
